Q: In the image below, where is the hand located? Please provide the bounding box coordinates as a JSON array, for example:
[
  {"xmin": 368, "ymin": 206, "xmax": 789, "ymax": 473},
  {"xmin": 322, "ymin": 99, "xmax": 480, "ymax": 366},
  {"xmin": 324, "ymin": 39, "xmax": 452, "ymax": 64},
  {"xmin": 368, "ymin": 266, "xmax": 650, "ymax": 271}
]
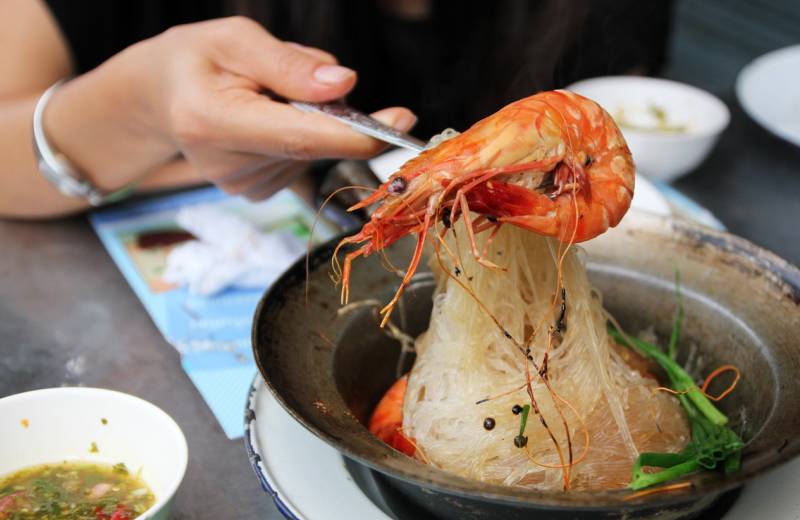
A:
[{"xmin": 102, "ymin": 17, "xmax": 417, "ymax": 200}]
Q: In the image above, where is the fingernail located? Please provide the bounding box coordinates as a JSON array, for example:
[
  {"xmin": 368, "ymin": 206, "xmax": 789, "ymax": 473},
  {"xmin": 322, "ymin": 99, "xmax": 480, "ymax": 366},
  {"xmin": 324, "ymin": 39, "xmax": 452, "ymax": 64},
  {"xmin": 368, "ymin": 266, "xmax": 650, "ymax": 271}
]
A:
[{"xmin": 313, "ymin": 64, "xmax": 355, "ymax": 85}]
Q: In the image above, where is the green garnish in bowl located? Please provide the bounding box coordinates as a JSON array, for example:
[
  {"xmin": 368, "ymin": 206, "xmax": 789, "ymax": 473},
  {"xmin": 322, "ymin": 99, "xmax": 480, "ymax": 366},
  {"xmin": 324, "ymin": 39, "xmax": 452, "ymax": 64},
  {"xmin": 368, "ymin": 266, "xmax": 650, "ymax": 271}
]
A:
[{"xmin": 609, "ymin": 273, "xmax": 743, "ymax": 490}]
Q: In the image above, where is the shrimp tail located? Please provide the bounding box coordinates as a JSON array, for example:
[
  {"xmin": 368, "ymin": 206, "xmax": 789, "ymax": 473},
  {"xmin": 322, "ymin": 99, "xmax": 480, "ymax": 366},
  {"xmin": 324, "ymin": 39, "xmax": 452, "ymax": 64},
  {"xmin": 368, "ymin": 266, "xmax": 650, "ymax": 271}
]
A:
[{"xmin": 369, "ymin": 375, "xmax": 416, "ymax": 456}]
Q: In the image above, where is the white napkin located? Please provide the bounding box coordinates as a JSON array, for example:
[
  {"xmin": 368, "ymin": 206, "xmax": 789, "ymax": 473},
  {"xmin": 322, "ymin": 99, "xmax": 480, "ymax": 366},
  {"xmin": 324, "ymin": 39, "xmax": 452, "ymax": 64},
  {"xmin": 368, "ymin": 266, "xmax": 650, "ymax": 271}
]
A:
[{"xmin": 163, "ymin": 204, "xmax": 305, "ymax": 296}]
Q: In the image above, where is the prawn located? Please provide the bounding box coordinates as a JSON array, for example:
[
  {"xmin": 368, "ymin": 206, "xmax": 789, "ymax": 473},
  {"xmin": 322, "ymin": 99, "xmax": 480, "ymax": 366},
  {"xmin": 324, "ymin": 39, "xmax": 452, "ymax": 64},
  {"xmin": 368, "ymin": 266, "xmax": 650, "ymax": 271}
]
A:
[
  {"xmin": 368, "ymin": 375, "xmax": 416, "ymax": 456},
  {"xmin": 334, "ymin": 89, "xmax": 634, "ymax": 326}
]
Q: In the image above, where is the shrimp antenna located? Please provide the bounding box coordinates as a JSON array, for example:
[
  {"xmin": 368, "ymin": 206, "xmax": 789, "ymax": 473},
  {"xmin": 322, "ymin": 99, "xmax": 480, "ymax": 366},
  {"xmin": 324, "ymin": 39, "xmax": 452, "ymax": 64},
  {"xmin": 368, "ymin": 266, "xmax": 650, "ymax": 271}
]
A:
[{"xmin": 306, "ymin": 185, "xmax": 377, "ymax": 306}]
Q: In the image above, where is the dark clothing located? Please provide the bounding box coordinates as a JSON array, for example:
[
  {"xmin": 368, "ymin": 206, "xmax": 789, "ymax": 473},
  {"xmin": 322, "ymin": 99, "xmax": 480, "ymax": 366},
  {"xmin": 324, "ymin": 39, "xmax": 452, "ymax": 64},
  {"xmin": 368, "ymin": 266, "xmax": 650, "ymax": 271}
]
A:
[
  {"xmin": 44, "ymin": 0, "xmax": 673, "ymax": 139},
  {"xmin": 45, "ymin": 1, "xmax": 223, "ymax": 73}
]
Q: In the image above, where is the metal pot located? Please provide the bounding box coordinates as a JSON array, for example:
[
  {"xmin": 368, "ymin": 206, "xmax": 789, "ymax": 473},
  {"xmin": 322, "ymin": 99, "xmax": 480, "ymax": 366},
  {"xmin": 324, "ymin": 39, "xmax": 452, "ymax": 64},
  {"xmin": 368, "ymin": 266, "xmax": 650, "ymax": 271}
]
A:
[{"xmin": 252, "ymin": 212, "xmax": 800, "ymax": 519}]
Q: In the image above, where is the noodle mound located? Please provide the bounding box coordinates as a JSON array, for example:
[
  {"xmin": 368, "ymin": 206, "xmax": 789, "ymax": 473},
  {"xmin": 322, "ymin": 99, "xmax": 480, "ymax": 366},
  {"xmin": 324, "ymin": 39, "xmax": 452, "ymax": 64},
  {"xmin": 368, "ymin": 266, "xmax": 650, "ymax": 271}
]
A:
[{"xmin": 402, "ymin": 224, "xmax": 689, "ymax": 491}]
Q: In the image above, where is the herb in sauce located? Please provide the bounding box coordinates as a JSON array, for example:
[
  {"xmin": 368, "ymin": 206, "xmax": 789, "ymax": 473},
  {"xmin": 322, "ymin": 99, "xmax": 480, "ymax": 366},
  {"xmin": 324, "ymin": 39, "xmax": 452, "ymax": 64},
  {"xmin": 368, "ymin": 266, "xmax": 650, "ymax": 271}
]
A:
[{"xmin": 0, "ymin": 461, "xmax": 154, "ymax": 519}]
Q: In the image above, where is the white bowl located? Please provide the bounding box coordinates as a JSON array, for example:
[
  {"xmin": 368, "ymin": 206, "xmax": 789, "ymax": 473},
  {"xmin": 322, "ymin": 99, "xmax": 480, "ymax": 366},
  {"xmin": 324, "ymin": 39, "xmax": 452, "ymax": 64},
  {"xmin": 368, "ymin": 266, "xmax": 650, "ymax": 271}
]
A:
[
  {"xmin": 568, "ymin": 76, "xmax": 730, "ymax": 182},
  {"xmin": 0, "ymin": 387, "xmax": 187, "ymax": 520}
]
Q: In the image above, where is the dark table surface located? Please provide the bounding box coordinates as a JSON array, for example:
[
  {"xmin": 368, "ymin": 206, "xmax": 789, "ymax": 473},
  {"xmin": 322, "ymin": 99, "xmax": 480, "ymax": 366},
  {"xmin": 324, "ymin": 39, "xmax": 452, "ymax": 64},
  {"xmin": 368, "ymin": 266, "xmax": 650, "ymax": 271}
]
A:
[
  {"xmin": 1, "ymin": 2, "xmax": 798, "ymax": 519},
  {"xmin": 0, "ymin": 217, "xmax": 277, "ymax": 519}
]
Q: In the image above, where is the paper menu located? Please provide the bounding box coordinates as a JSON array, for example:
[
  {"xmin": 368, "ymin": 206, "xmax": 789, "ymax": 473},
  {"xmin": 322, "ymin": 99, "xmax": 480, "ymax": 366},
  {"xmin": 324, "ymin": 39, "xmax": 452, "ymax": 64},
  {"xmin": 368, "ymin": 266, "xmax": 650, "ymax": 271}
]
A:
[{"xmin": 89, "ymin": 186, "xmax": 337, "ymax": 438}]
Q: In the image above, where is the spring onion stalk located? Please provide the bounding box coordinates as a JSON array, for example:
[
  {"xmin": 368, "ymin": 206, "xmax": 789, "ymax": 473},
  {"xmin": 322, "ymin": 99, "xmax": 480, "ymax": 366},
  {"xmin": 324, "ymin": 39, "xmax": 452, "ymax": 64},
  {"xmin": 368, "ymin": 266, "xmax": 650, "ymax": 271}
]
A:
[
  {"xmin": 608, "ymin": 327, "xmax": 728, "ymax": 426},
  {"xmin": 625, "ymin": 391, "xmax": 743, "ymax": 490},
  {"xmin": 514, "ymin": 404, "xmax": 531, "ymax": 448},
  {"xmin": 608, "ymin": 278, "xmax": 743, "ymax": 490},
  {"xmin": 667, "ymin": 270, "xmax": 683, "ymax": 361},
  {"xmin": 518, "ymin": 404, "xmax": 530, "ymax": 437}
]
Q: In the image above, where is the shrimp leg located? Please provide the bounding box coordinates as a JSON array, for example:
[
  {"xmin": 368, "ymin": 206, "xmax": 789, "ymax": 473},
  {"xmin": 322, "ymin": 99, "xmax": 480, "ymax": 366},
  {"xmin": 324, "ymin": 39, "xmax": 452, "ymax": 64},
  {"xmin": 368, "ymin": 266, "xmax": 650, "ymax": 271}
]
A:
[
  {"xmin": 481, "ymin": 223, "xmax": 503, "ymax": 258},
  {"xmin": 341, "ymin": 249, "xmax": 364, "ymax": 304},
  {"xmin": 457, "ymin": 191, "xmax": 505, "ymax": 271},
  {"xmin": 379, "ymin": 211, "xmax": 432, "ymax": 326}
]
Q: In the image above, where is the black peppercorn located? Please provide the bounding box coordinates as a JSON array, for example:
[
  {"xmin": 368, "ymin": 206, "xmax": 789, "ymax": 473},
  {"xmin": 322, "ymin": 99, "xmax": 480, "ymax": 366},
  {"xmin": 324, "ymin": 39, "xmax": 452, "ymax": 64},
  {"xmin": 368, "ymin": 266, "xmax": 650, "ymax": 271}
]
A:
[
  {"xmin": 511, "ymin": 404, "xmax": 523, "ymax": 415},
  {"xmin": 514, "ymin": 435, "xmax": 528, "ymax": 448},
  {"xmin": 441, "ymin": 211, "xmax": 451, "ymax": 228},
  {"xmin": 483, "ymin": 417, "xmax": 496, "ymax": 430}
]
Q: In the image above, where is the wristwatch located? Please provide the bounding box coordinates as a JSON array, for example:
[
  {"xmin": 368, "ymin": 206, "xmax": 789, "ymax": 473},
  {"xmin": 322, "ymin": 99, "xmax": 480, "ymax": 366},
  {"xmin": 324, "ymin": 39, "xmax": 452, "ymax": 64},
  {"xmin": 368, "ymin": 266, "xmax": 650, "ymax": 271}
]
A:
[{"xmin": 32, "ymin": 80, "xmax": 132, "ymax": 206}]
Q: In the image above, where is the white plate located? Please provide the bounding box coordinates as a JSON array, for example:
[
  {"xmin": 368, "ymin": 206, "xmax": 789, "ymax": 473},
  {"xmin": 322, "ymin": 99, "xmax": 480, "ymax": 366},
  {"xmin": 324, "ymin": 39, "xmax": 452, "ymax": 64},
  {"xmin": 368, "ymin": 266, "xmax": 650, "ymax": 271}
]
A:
[
  {"xmin": 736, "ymin": 45, "xmax": 800, "ymax": 146},
  {"xmin": 246, "ymin": 375, "xmax": 800, "ymax": 519},
  {"xmin": 244, "ymin": 377, "xmax": 390, "ymax": 520},
  {"xmin": 369, "ymin": 148, "xmax": 672, "ymax": 217}
]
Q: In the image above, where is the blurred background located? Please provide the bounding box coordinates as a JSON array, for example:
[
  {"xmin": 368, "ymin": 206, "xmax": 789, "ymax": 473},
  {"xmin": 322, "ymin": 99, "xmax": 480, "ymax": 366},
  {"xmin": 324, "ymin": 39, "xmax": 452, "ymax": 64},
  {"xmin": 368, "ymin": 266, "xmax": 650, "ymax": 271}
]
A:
[{"xmin": 664, "ymin": 0, "xmax": 800, "ymax": 261}]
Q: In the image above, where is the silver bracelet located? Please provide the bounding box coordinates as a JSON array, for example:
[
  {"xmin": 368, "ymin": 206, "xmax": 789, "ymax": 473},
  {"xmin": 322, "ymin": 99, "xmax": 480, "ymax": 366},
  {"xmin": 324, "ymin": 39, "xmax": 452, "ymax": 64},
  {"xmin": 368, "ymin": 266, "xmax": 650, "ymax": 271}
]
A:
[{"xmin": 32, "ymin": 80, "xmax": 133, "ymax": 206}]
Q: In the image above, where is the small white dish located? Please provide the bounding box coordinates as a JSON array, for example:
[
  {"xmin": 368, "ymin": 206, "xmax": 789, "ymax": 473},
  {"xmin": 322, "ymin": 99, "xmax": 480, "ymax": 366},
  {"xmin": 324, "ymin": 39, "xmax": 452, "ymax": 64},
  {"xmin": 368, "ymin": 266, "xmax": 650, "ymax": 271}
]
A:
[
  {"xmin": 368, "ymin": 148, "xmax": 673, "ymax": 218},
  {"xmin": 736, "ymin": 44, "xmax": 800, "ymax": 147},
  {"xmin": 0, "ymin": 387, "xmax": 188, "ymax": 520},
  {"xmin": 245, "ymin": 375, "xmax": 800, "ymax": 519},
  {"xmin": 568, "ymin": 76, "xmax": 730, "ymax": 182}
]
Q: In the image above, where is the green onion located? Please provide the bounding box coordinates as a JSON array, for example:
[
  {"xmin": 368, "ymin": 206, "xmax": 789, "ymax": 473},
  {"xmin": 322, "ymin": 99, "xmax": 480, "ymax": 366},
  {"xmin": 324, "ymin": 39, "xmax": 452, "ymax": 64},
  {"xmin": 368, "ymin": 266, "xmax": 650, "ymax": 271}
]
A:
[
  {"xmin": 518, "ymin": 404, "xmax": 530, "ymax": 437},
  {"xmin": 626, "ymin": 390, "xmax": 743, "ymax": 489},
  {"xmin": 112, "ymin": 463, "xmax": 129, "ymax": 475},
  {"xmin": 667, "ymin": 270, "xmax": 683, "ymax": 361},
  {"xmin": 514, "ymin": 404, "xmax": 531, "ymax": 448},
  {"xmin": 607, "ymin": 326, "xmax": 728, "ymax": 426},
  {"xmin": 608, "ymin": 274, "xmax": 743, "ymax": 490}
]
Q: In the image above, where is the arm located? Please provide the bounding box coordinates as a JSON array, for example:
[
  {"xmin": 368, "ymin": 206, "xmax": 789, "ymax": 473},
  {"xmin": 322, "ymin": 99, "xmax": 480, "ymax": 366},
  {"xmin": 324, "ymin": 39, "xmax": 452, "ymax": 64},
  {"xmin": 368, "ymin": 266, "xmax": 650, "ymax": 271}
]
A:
[
  {"xmin": 0, "ymin": 0, "xmax": 86, "ymax": 217},
  {"xmin": 0, "ymin": 0, "xmax": 193, "ymax": 217},
  {"xmin": 0, "ymin": 3, "xmax": 415, "ymax": 219}
]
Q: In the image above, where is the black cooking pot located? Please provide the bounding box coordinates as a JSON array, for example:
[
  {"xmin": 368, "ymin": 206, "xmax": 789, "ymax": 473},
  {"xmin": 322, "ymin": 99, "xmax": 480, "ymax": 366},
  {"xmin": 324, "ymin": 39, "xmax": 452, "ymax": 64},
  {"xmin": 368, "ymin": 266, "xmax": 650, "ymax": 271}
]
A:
[{"xmin": 251, "ymin": 212, "xmax": 800, "ymax": 519}]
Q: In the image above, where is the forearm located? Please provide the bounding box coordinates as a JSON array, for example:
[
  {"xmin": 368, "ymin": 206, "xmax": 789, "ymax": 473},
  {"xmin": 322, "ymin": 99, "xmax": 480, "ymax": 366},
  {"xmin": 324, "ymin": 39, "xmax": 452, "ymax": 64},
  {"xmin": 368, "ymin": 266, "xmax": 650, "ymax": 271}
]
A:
[
  {"xmin": 0, "ymin": 111, "xmax": 202, "ymax": 218},
  {"xmin": 0, "ymin": 42, "xmax": 177, "ymax": 218}
]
